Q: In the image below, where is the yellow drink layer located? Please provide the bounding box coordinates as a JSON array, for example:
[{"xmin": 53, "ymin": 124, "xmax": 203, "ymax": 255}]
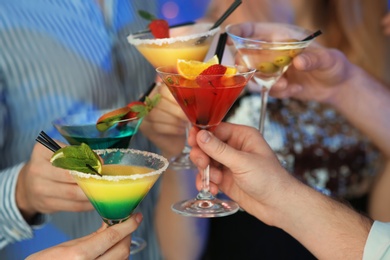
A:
[
  {"xmin": 127, "ymin": 23, "xmax": 220, "ymax": 67},
  {"xmin": 72, "ymin": 164, "xmax": 160, "ymax": 220},
  {"xmin": 136, "ymin": 43, "xmax": 211, "ymax": 68}
]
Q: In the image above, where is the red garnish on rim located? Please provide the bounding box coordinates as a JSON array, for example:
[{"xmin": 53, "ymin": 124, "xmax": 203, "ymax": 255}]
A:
[
  {"xmin": 138, "ymin": 10, "xmax": 170, "ymax": 39},
  {"xmin": 196, "ymin": 64, "xmax": 227, "ymax": 88}
]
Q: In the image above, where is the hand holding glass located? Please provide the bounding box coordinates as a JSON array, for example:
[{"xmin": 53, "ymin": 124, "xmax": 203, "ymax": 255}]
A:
[{"xmin": 156, "ymin": 65, "xmax": 255, "ymax": 217}]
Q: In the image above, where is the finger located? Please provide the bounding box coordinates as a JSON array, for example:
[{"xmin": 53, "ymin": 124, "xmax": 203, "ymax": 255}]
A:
[
  {"xmin": 293, "ymin": 48, "xmax": 337, "ymax": 72},
  {"xmin": 272, "ymin": 77, "xmax": 287, "ymax": 91},
  {"xmin": 73, "ymin": 222, "xmax": 108, "ymax": 242},
  {"xmin": 55, "ymin": 172, "xmax": 79, "ymax": 184},
  {"xmin": 190, "ymin": 145, "xmax": 210, "ymax": 170},
  {"xmin": 98, "ymin": 235, "xmax": 131, "ymax": 260},
  {"xmin": 78, "ymin": 213, "xmax": 143, "ymax": 258},
  {"xmin": 188, "ymin": 126, "xmax": 200, "ymax": 147},
  {"xmin": 195, "ymin": 169, "xmax": 220, "ymax": 195},
  {"xmin": 39, "ymin": 199, "xmax": 93, "ymax": 213},
  {"xmin": 147, "ymin": 109, "xmax": 186, "ymax": 129},
  {"xmin": 43, "ymin": 168, "xmax": 78, "ymax": 184},
  {"xmin": 142, "ymin": 117, "xmax": 186, "ymax": 136},
  {"xmin": 196, "ymin": 124, "xmax": 264, "ymax": 168},
  {"xmin": 196, "ymin": 130, "xmax": 237, "ymax": 168},
  {"xmin": 270, "ymin": 83, "xmax": 303, "ymax": 99},
  {"xmin": 38, "ymin": 181, "xmax": 90, "ymax": 203}
]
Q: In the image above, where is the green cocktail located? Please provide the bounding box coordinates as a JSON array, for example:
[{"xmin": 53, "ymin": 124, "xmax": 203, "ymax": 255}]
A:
[
  {"xmin": 73, "ymin": 164, "xmax": 160, "ymax": 222},
  {"xmin": 52, "ymin": 110, "xmax": 142, "ymax": 149}
]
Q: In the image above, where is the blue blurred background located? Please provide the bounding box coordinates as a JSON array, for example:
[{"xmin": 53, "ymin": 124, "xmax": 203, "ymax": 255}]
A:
[{"xmin": 158, "ymin": 0, "xmax": 211, "ymax": 24}]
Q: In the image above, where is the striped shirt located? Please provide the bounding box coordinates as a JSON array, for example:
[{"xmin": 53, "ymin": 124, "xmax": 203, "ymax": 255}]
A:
[{"xmin": 0, "ymin": 1, "xmax": 162, "ymax": 259}]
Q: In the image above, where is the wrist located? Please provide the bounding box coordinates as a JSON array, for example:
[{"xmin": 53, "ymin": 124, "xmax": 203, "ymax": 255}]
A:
[
  {"xmin": 16, "ymin": 164, "xmax": 38, "ymax": 221},
  {"xmin": 264, "ymin": 177, "xmax": 310, "ymax": 229},
  {"xmin": 328, "ymin": 64, "xmax": 361, "ymax": 110}
]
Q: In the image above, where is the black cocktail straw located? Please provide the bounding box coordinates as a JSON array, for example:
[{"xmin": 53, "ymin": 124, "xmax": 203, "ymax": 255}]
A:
[
  {"xmin": 196, "ymin": 0, "xmax": 242, "ymax": 45},
  {"xmin": 39, "ymin": 131, "xmax": 61, "ymax": 150},
  {"xmin": 137, "ymin": 82, "xmax": 156, "ymax": 102},
  {"xmin": 301, "ymin": 30, "xmax": 322, "ymax": 41},
  {"xmin": 210, "ymin": 0, "xmax": 242, "ymax": 30},
  {"xmin": 214, "ymin": 33, "xmax": 228, "ymax": 62},
  {"xmin": 36, "ymin": 135, "xmax": 58, "ymax": 153},
  {"xmin": 35, "ymin": 131, "xmax": 101, "ymax": 175}
]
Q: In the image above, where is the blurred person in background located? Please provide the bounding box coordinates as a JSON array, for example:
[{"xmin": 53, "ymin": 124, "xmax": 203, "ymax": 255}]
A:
[{"xmin": 0, "ymin": 1, "xmax": 206, "ymax": 259}]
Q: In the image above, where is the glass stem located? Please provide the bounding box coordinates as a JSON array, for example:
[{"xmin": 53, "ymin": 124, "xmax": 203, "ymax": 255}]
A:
[
  {"xmin": 183, "ymin": 123, "xmax": 192, "ymax": 153},
  {"xmin": 197, "ymin": 165, "xmax": 214, "ymax": 200},
  {"xmin": 259, "ymin": 87, "xmax": 270, "ymax": 134}
]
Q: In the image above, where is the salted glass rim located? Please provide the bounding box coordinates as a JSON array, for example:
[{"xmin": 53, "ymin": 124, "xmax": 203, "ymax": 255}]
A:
[
  {"xmin": 225, "ymin": 22, "xmax": 315, "ymax": 46},
  {"xmin": 69, "ymin": 148, "xmax": 169, "ymax": 181},
  {"xmin": 156, "ymin": 65, "xmax": 256, "ymax": 78},
  {"xmin": 127, "ymin": 23, "xmax": 220, "ymax": 46}
]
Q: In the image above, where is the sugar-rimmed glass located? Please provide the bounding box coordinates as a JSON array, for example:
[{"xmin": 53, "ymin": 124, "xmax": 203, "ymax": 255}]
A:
[
  {"xmin": 128, "ymin": 23, "xmax": 220, "ymax": 170},
  {"xmin": 156, "ymin": 65, "xmax": 255, "ymax": 217},
  {"xmin": 69, "ymin": 148, "xmax": 168, "ymax": 254}
]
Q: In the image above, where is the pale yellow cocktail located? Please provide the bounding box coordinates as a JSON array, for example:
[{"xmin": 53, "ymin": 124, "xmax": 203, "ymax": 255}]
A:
[{"xmin": 128, "ymin": 23, "xmax": 220, "ymax": 67}]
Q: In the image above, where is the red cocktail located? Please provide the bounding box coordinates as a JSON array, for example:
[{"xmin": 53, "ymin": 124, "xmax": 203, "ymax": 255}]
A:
[{"xmin": 157, "ymin": 63, "xmax": 255, "ymax": 217}]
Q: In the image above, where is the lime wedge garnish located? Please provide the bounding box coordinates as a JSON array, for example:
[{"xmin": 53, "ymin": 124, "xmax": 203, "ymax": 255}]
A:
[{"xmin": 50, "ymin": 143, "xmax": 102, "ymax": 175}]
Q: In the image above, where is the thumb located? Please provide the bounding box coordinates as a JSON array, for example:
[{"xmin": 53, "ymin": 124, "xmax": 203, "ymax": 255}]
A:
[
  {"xmin": 196, "ymin": 130, "xmax": 240, "ymax": 168},
  {"xmin": 293, "ymin": 50, "xmax": 322, "ymax": 71},
  {"xmin": 294, "ymin": 48, "xmax": 341, "ymax": 73}
]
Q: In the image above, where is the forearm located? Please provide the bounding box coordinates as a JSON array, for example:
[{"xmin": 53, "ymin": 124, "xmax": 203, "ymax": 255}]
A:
[
  {"xmin": 331, "ymin": 65, "xmax": 390, "ymax": 158},
  {"xmin": 155, "ymin": 168, "xmax": 208, "ymax": 260},
  {"xmin": 369, "ymin": 161, "xmax": 390, "ymax": 221},
  {"xmin": 265, "ymin": 179, "xmax": 372, "ymax": 259}
]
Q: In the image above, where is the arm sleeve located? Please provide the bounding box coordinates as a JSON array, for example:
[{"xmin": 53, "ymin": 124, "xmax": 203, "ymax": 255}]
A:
[
  {"xmin": 0, "ymin": 163, "xmax": 49, "ymax": 249},
  {"xmin": 363, "ymin": 221, "xmax": 390, "ymax": 259}
]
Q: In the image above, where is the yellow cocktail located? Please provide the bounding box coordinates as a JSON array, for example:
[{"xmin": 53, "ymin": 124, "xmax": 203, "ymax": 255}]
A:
[
  {"xmin": 127, "ymin": 23, "xmax": 220, "ymax": 68},
  {"xmin": 72, "ymin": 164, "xmax": 161, "ymax": 222},
  {"xmin": 128, "ymin": 23, "xmax": 220, "ymax": 171},
  {"xmin": 70, "ymin": 149, "xmax": 168, "ymax": 224}
]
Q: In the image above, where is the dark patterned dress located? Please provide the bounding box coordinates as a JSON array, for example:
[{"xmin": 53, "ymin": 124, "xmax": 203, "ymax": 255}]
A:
[{"xmin": 229, "ymin": 94, "xmax": 380, "ymax": 199}]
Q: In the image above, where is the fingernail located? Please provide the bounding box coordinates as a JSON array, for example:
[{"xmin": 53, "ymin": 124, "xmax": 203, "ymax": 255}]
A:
[
  {"xmin": 135, "ymin": 213, "xmax": 143, "ymax": 223},
  {"xmin": 199, "ymin": 130, "xmax": 211, "ymax": 143}
]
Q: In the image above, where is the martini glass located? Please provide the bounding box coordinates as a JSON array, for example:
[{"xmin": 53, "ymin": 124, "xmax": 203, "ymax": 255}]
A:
[
  {"xmin": 52, "ymin": 109, "xmax": 145, "ymax": 254},
  {"xmin": 128, "ymin": 23, "xmax": 220, "ymax": 170},
  {"xmin": 52, "ymin": 109, "xmax": 142, "ymax": 149},
  {"xmin": 226, "ymin": 22, "xmax": 316, "ymax": 134},
  {"xmin": 69, "ymin": 148, "xmax": 169, "ymax": 254},
  {"xmin": 156, "ymin": 65, "xmax": 255, "ymax": 217}
]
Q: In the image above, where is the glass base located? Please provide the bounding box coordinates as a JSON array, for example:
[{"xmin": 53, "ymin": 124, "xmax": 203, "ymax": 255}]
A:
[
  {"xmin": 102, "ymin": 216, "xmax": 146, "ymax": 255},
  {"xmin": 130, "ymin": 236, "xmax": 147, "ymax": 255},
  {"xmin": 169, "ymin": 153, "xmax": 196, "ymax": 170},
  {"xmin": 169, "ymin": 146, "xmax": 196, "ymax": 171},
  {"xmin": 171, "ymin": 197, "xmax": 240, "ymax": 218}
]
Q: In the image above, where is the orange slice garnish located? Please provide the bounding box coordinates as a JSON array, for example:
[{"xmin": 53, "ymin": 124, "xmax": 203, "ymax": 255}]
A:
[{"xmin": 177, "ymin": 55, "xmax": 219, "ymax": 80}]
